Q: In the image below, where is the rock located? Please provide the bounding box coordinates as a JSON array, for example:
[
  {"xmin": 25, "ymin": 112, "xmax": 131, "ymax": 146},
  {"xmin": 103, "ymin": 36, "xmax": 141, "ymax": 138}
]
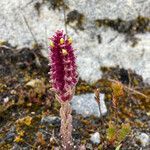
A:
[
  {"xmin": 12, "ymin": 144, "xmax": 29, "ymax": 150},
  {"xmin": 136, "ymin": 132, "xmax": 150, "ymax": 147},
  {"xmin": 90, "ymin": 132, "xmax": 100, "ymax": 144},
  {"xmin": 146, "ymin": 111, "xmax": 150, "ymax": 116},
  {"xmin": 3, "ymin": 97, "xmax": 9, "ymax": 104},
  {"xmin": 26, "ymin": 79, "xmax": 45, "ymax": 94},
  {"xmin": 71, "ymin": 93, "xmax": 107, "ymax": 117},
  {"xmin": 5, "ymin": 132, "xmax": 15, "ymax": 142},
  {"xmin": 68, "ymin": 0, "xmax": 150, "ymax": 20},
  {"xmin": 12, "ymin": 144, "xmax": 21, "ymax": 150},
  {"xmin": 4, "ymin": 126, "xmax": 16, "ymax": 142},
  {"xmin": 86, "ymin": 143, "xmax": 93, "ymax": 150},
  {"xmin": 0, "ymin": 0, "xmax": 150, "ymax": 83},
  {"xmin": 26, "ymin": 79, "xmax": 44, "ymax": 88},
  {"xmin": 41, "ymin": 116, "xmax": 60, "ymax": 126},
  {"xmin": 22, "ymin": 147, "xmax": 30, "ymax": 150}
]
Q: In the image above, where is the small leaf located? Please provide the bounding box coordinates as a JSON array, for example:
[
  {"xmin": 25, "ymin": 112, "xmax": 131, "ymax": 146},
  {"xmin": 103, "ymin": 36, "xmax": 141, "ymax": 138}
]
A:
[
  {"xmin": 24, "ymin": 116, "xmax": 32, "ymax": 126},
  {"xmin": 115, "ymin": 144, "xmax": 122, "ymax": 150},
  {"xmin": 18, "ymin": 130, "xmax": 25, "ymax": 136},
  {"xmin": 117, "ymin": 123, "xmax": 131, "ymax": 143},
  {"xmin": 106, "ymin": 121, "xmax": 117, "ymax": 143},
  {"xmin": 14, "ymin": 136, "xmax": 23, "ymax": 143},
  {"xmin": 111, "ymin": 82, "xmax": 124, "ymax": 98}
]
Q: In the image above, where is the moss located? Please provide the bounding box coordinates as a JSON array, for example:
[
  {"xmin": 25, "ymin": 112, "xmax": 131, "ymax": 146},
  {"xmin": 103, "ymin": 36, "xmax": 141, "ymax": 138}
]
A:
[
  {"xmin": 0, "ymin": 143, "xmax": 12, "ymax": 150},
  {"xmin": 66, "ymin": 10, "xmax": 85, "ymax": 30},
  {"xmin": 44, "ymin": 0, "xmax": 68, "ymax": 10},
  {"xmin": 52, "ymin": 100, "xmax": 60, "ymax": 114},
  {"xmin": 95, "ymin": 16, "xmax": 150, "ymax": 34},
  {"xmin": 95, "ymin": 16, "xmax": 150, "ymax": 45},
  {"xmin": 0, "ymin": 45, "xmax": 149, "ymax": 149},
  {"xmin": 34, "ymin": 2, "xmax": 41, "ymax": 15}
]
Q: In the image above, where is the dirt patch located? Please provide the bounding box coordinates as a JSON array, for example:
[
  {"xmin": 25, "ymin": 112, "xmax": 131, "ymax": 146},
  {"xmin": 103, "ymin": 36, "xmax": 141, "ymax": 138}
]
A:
[{"xmin": 0, "ymin": 45, "xmax": 149, "ymax": 149}]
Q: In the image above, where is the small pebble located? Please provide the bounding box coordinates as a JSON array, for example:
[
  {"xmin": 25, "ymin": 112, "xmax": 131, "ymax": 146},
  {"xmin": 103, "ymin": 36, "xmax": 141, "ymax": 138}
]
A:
[
  {"xmin": 41, "ymin": 116, "xmax": 60, "ymax": 126},
  {"xmin": 31, "ymin": 112, "xmax": 35, "ymax": 115},
  {"xmin": 90, "ymin": 132, "xmax": 100, "ymax": 144},
  {"xmin": 5, "ymin": 132, "xmax": 15, "ymax": 142},
  {"xmin": 3, "ymin": 97, "xmax": 9, "ymax": 103},
  {"xmin": 136, "ymin": 132, "xmax": 150, "ymax": 147}
]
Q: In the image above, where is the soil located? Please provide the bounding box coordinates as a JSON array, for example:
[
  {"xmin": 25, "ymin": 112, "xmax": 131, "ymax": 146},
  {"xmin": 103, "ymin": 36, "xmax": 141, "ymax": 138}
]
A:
[{"xmin": 0, "ymin": 44, "xmax": 150, "ymax": 150}]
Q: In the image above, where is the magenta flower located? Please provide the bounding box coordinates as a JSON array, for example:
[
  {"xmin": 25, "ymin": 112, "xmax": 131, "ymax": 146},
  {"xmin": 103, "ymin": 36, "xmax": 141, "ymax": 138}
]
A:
[{"xmin": 49, "ymin": 30, "xmax": 78, "ymax": 102}]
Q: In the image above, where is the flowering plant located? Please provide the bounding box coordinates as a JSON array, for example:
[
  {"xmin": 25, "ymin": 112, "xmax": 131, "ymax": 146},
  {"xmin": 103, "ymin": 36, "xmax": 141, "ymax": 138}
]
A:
[{"xmin": 49, "ymin": 30, "xmax": 78, "ymax": 149}]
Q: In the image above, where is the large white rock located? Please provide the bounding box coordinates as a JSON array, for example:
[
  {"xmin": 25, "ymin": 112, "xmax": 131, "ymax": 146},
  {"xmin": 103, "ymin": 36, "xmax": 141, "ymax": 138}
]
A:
[
  {"xmin": 76, "ymin": 28, "xmax": 150, "ymax": 83},
  {"xmin": 71, "ymin": 93, "xmax": 107, "ymax": 117},
  {"xmin": 0, "ymin": 0, "xmax": 150, "ymax": 83},
  {"xmin": 68, "ymin": 0, "xmax": 150, "ymax": 20}
]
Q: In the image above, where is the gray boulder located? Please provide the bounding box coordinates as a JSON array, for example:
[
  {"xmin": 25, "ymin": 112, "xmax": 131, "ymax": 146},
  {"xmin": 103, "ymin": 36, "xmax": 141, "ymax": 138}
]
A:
[
  {"xmin": 0, "ymin": 0, "xmax": 149, "ymax": 83},
  {"xmin": 71, "ymin": 93, "xmax": 107, "ymax": 117}
]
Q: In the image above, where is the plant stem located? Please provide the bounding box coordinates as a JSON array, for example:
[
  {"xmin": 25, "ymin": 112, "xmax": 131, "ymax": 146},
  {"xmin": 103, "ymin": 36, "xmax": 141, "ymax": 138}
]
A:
[
  {"xmin": 98, "ymin": 102, "xmax": 104, "ymax": 125},
  {"xmin": 109, "ymin": 79, "xmax": 148, "ymax": 99},
  {"xmin": 60, "ymin": 102, "xmax": 73, "ymax": 150}
]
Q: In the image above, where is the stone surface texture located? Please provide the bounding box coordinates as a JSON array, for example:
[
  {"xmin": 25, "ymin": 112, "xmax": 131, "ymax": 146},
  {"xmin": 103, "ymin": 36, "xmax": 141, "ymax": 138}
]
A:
[
  {"xmin": 71, "ymin": 93, "xmax": 107, "ymax": 117},
  {"xmin": 41, "ymin": 116, "xmax": 60, "ymax": 125},
  {"xmin": 0, "ymin": 0, "xmax": 150, "ymax": 83},
  {"xmin": 90, "ymin": 132, "xmax": 100, "ymax": 144}
]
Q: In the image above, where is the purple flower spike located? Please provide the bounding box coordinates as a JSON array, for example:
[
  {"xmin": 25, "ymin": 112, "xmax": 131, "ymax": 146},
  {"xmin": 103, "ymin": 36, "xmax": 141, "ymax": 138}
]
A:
[{"xmin": 49, "ymin": 30, "xmax": 78, "ymax": 102}]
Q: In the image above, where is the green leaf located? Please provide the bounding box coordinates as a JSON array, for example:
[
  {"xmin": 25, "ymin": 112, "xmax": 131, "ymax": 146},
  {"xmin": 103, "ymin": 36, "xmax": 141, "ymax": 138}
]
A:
[
  {"xmin": 117, "ymin": 123, "xmax": 131, "ymax": 143},
  {"xmin": 106, "ymin": 121, "xmax": 117, "ymax": 142},
  {"xmin": 115, "ymin": 144, "xmax": 122, "ymax": 150}
]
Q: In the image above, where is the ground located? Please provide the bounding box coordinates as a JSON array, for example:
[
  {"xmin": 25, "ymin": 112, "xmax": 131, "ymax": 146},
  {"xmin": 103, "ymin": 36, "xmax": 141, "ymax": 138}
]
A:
[{"xmin": 0, "ymin": 44, "xmax": 150, "ymax": 149}]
